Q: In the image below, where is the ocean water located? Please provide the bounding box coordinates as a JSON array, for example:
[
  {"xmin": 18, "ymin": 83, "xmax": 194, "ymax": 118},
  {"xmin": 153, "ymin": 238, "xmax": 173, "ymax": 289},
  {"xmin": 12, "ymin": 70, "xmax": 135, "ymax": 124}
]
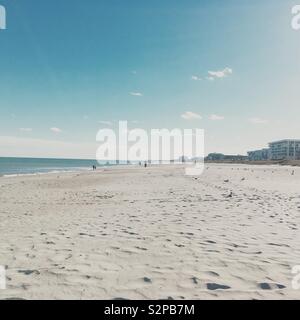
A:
[{"xmin": 0, "ymin": 157, "xmax": 105, "ymax": 176}]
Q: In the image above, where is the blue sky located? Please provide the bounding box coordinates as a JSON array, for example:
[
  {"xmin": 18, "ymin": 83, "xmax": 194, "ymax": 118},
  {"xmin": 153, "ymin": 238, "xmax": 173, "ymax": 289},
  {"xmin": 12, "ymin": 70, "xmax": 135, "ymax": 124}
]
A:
[{"xmin": 0, "ymin": 0, "xmax": 300, "ymax": 158}]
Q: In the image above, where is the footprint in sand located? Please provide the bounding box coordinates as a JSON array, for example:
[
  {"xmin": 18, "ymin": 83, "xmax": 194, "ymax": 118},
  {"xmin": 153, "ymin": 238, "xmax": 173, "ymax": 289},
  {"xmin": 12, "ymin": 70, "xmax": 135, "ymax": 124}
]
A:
[
  {"xmin": 143, "ymin": 277, "xmax": 152, "ymax": 283},
  {"xmin": 206, "ymin": 283, "xmax": 231, "ymax": 290},
  {"xmin": 18, "ymin": 269, "xmax": 40, "ymax": 276},
  {"xmin": 258, "ymin": 283, "xmax": 286, "ymax": 290}
]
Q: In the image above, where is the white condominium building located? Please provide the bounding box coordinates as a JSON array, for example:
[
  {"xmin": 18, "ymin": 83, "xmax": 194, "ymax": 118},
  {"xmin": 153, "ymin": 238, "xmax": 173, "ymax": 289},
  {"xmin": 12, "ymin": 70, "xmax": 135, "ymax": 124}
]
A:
[{"xmin": 269, "ymin": 140, "xmax": 300, "ymax": 160}]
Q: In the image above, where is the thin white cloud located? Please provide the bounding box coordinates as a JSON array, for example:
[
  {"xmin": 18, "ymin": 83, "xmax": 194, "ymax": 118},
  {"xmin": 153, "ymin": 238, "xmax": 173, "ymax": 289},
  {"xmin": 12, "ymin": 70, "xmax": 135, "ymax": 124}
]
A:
[
  {"xmin": 131, "ymin": 70, "xmax": 137, "ymax": 75},
  {"xmin": 249, "ymin": 117, "xmax": 268, "ymax": 124},
  {"xmin": 98, "ymin": 121, "xmax": 113, "ymax": 126},
  {"xmin": 208, "ymin": 67, "xmax": 233, "ymax": 79},
  {"xmin": 83, "ymin": 115, "xmax": 89, "ymax": 120},
  {"xmin": 181, "ymin": 111, "xmax": 202, "ymax": 120},
  {"xmin": 19, "ymin": 128, "xmax": 33, "ymax": 132},
  {"xmin": 191, "ymin": 75, "xmax": 202, "ymax": 81},
  {"xmin": 130, "ymin": 92, "xmax": 143, "ymax": 96},
  {"xmin": 50, "ymin": 127, "xmax": 62, "ymax": 133},
  {"xmin": 209, "ymin": 114, "xmax": 225, "ymax": 121}
]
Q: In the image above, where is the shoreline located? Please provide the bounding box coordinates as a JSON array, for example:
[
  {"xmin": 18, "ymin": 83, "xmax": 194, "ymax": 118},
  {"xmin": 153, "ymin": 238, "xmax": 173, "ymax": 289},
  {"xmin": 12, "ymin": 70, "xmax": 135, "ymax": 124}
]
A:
[{"xmin": 1, "ymin": 159, "xmax": 300, "ymax": 179}]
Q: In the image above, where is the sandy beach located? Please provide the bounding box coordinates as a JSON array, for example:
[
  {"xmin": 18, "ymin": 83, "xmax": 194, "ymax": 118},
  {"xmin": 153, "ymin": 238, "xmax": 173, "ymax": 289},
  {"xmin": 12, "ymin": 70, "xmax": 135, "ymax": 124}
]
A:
[{"xmin": 0, "ymin": 164, "xmax": 300, "ymax": 300}]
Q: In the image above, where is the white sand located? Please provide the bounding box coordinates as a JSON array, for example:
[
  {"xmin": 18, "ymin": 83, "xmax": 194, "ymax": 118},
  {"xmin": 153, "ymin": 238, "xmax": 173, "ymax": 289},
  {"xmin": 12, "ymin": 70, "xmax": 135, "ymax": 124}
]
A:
[{"xmin": 0, "ymin": 164, "xmax": 300, "ymax": 300}]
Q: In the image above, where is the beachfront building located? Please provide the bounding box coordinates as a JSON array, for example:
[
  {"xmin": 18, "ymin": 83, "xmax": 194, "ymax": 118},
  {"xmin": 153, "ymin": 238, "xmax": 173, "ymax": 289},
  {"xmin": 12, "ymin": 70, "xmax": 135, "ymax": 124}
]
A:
[
  {"xmin": 247, "ymin": 148, "xmax": 270, "ymax": 161},
  {"xmin": 206, "ymin": 153, "xmax": 247, "ymax": 161},
  {"xmin": 206, "ymin": 153, "xmax": 225, "ymax": 161},
  {"xmin": 269, "ymin": 139, "xmax": 300, "ymax": 160}
]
